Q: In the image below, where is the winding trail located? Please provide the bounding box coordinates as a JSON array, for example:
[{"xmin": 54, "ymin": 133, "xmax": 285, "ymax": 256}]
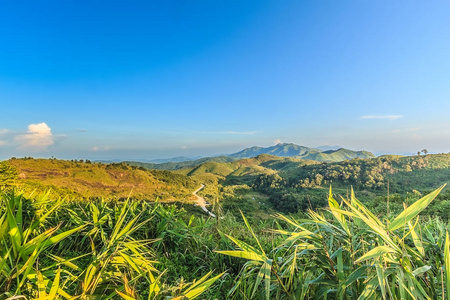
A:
[{"xmin": 193, "ymin": 184, "xmax": 216, "ymax": 218}]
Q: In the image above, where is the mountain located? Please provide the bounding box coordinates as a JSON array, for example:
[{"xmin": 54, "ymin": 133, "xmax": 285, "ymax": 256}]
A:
[
  {"xmin": 125, "ymin": 143, "xmax": 375, "ymax": 171},
  {"xmin": 229, "ymin": 143, "xmax": 320, "ymax": 159},
  {"xmin": 229, "ymin": 143, "xmax": 375, "ymax": 162},
  {"xmin": 315, "ymin": 145, "xmax": 342, "ymax": 151}
]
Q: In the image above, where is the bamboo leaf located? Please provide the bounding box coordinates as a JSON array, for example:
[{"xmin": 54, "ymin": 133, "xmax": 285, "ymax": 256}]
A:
[
  {"xmin": 116, "ymin": 289, "xmax": 137, "ymax": 300},
  {"xmin": 240, "ymin": 210, "xmax": 265, "ymax": 255},
  {"xmin": 355, "ymin": 246, "xmax": 396, "ymax": 264},
  {"xmin": 389, "ymin": 185, "xmax": 445, "ymax": 231},
  {"xmin": 48, "ymin": 268, "xmax": 61, "ymax": 298},
  {"xmin": 357, "ymin": 276, "xmax": 378, "ymax": 300},
  {"xmin": 184, "ymin": 272, "xmax": 225, "ymax": 299},
  {"xmin": 218, "ymin": 233, "xmax": 266, "ymax": 261},
  {"xmin": 214, "ymin": 250, "xmax": 265, "ymax": 262},
  {"xmin": 408, "ymin": 219, "xmax": 425, "ymax": 257},
  {"xmin": 329, "ymin": 186, "xmax": 350, "ymax": 235},
  {"xmin": 344, "ymin": 266, "xmax": 368, "ymax": 287},
  {"xmin": 445, "ymin": 231, "xmax": 450, "ymax": 300},
  {"xmin": 42, "ymin": 224, "xmax": 86, "ymax": 249},
  {"xmin": 412, "ymin": 265, "xmax": 431, "ymax": 277},
  {"xmin": 341, "ymin": 196, "xmax": 400, "ymax": 253}
]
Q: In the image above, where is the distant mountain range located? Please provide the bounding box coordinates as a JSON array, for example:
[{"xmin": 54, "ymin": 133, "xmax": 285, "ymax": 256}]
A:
[
  {"xmin": 229, "ymin": 144, "xmax": 317, "ymax": 159},
  {"xmin": 315, "ymin": 145, "xmax": 342, "ymax": 151},
  {"xmin": 126, "ymin": 143, "xmax": 375, "ymax": 170},
  {"xmin": 229, "ymin": 143, "xmax": 374, "ymax": 161}
]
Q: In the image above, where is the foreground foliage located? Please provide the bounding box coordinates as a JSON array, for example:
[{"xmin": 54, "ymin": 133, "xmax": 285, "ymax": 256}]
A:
[
  {"xmin": 0, "ymin": 190, "xmax": 227, "ymax": 299},
  {"xmin": 218, "ymin": 185, "xmax": 450, "ymax": 299},
  {"xmin": 1, "ymin": 183, "xmax": 450, "ymax": 299}
]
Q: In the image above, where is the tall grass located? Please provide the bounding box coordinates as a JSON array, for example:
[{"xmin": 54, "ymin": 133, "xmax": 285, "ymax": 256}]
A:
[
  {"xmin": 2, "ymin": 184, "xmax": 450, "ymax": 299},
  {"xmin": 218, "ymin": 185, "xmax": 450, "ymax": 299},
  {"xmin": 0, "ymin": 190, "xmax": 225, "ymax": 299}
]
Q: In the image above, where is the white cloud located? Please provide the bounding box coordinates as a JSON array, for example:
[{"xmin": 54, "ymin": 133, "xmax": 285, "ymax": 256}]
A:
[
  {"xmin": 17, "ymin": 122, "xmax": 54, "ymax": 150},
  {"xmin": 360, "ymin": 115, "xmax": 403, "ymax": 120},
  {"xmin": 92, "ymin": 146, "xmax": 99, "ymax": 151},
  {"xmin": 274, "ymin": 139, "xmax": 281, "ymax": 145},
  {"xmin": 0, "ymin": 140, "xmax": 5, "ymax": 146},
  {"xmin": 181, "ymin": 145, "xmax": 187, "ymax": 149}
]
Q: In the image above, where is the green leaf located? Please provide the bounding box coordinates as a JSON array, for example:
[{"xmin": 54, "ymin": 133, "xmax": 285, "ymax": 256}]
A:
[
  {"xmin": 357, "ymin": 276, "xmax": 378, "ymax": 300},
  {"xmin": 184, "ymin": 271, "xmax": 225, "ymax": 299},
  {"xmin": 116, "ymin": 289, "xmax": 137, "ymax": 300},
  {"xmin": 355, "ymin": 246, "xmax": 396, "ymax": 264},
  {"xmin": 48, "ymin": 268, "xmax": 61, "ymax": 298},
  {"xmin": 42, "ymin": 224, "xmax": 86, "ymax": 250},
  {"xmin": 445, "ymin": 232, "xmax": 450, "ymax": 300},
  {"xmin": 408, "ymin": 219, "xmax": 425, "ymax": 257},
  {"xmin": 214, "ymin": 250, "xmax": 265, "ymax": 262},
  {"xmin": 412, "ymin": 265, "xmax": 431, "ymax": 277},
  {"xmin": 240, "ymin": 210, "xmax": 265, "ymax": 255},
  {"xmin": 341, "ymin": 196, "xmax": 400, "ymax": 253},
  {"xmin": 217, "ymin": 233, "xmax": 266, "ymax": 261},
  {"xmin": 328, "ymin": 186, "xmax": 350, "ymax": 235},
  {"xmin": 389, "ymin": 185, "xmax": 445, "ymax": 231},
  {"xmin": 344, "ymin": 266, "xmax": 368, "ymax": 287}
]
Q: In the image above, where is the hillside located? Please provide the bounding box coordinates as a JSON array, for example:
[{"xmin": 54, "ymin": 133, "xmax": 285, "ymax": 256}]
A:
[
  {"xmin": 173, "ymin": 152, "xmax": 450, "ymax": 216},
  {"xmin": 3, "ymin": 153, "xmax": 450, "ymax": 219},
  {"xmin": 127, "ymin": 143, "xmax": 375, "ymax": 172},
  {"xmin": 174, "ymin": 154, "xmax": 318, "ymax": 187},
  {"xmin": 3, "ymin": 158, "xmax": 198, "ymax": 201},
  {"xmin": 229, "ymin": 143, "xmax": 375, "ymax": 162},
  {"xmin": 303, "ymin": 148, "xmax": 375, "ymax": 162},
  {"xmin": 229, "ymin": 143, "xmax": 319, "ymax": 158},
  {"xmin": 125, "ymin": 156, "xmax": 238, "ymax": 170}
]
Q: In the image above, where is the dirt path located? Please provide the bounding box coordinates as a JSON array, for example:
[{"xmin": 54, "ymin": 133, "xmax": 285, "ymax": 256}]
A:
[{"xmin": 193, "ymin": 184, "xmax": 216, "ymax": 218}]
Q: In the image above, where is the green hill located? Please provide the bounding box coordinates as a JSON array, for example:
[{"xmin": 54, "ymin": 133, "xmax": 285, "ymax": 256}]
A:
[
  {"xmin": 230, "ymin": 143, "xmax": 375, "ymax": 162},
  {"xmin": 125, "ymin": 156, "xmax": 238, "ymax": 170},
  {"xmin": 302, "ymin": 148, "xmax": 375, "ymax": 162},
  {"xmin": 229, "ymin": 143, "xmax": 319, "ymax": 158},
  {"xmin": 2, "ymin": 158, "xmax": 198, "ymax": 201},
  {"xmin": 125, "ymin": 144, "xmax": 375, "ymax": 172}
]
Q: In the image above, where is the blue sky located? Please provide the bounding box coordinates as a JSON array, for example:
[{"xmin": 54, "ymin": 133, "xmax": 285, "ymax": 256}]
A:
[{"xmin": 1, "ymin": 1, "xmax": 450, "ymax": 160}]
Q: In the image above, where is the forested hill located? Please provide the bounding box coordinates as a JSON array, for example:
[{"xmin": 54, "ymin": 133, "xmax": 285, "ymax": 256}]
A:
[
  {"xmin": 126, "ymin": 143, "xmax": 375, "ymax": 171},
  {"xmin": 169, "ymin": 152, "xmax": 450, "ymax": 217},
  {"xmin": 0, "ymin": 158, "xmax": 198, "ymax": 201},
  {"xmin": 229, "ymin": 143, "xmax": 375, "ymax": 161},
  {"xmin": 177, "ymin": 152, "xmax": 450, "ymax": 192}
]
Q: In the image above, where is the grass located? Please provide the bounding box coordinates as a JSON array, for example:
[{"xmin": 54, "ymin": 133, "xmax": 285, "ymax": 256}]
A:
[
  {"xmin": 3, "ymin": 155, "xmax": 450, "ymax": 299},
  {"xmin": 217, "ymin": 185, "xmax": 450, "ymax": 299},
  {"xmin": 2, "ymin": 183, "xmax": 450, "ymax": 299},
  {"xmin": 7, "ymin": 158, "xmax": 198, "ymax": 201}
]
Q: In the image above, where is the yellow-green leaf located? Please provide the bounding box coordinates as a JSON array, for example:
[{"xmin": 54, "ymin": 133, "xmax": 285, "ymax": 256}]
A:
[
  {"xmin": 355, "ymin": 246, "xmax": 396, "ymax": 264},
  {"xmin": 389, "ymin": 185, "xmax": 445, "ymax": 231}
]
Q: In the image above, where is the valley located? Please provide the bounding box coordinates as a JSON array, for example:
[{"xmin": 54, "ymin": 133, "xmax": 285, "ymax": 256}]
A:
[{"xmin": 2, "ymin": 145, "xmax": 450, "ymax": 299}]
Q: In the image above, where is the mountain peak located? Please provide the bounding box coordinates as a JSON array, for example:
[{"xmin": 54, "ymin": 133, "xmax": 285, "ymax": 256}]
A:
[{"xmin": 229, "ymin": 143, "xmax": 375, "ymax": 162}]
